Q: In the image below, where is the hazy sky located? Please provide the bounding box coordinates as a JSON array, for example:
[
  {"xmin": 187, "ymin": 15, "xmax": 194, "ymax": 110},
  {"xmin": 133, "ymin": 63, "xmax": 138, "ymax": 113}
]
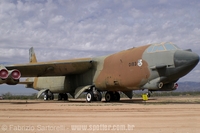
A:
[{"xmin": 0, "ymin": 0, "xmax": 200, "ymax": 94}]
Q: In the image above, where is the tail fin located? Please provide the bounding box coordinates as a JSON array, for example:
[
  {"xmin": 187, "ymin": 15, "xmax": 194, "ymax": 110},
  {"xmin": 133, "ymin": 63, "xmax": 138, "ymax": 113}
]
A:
[{"xmin": 29, "ymin": 47, "xmax": 37, "ymax": 63}]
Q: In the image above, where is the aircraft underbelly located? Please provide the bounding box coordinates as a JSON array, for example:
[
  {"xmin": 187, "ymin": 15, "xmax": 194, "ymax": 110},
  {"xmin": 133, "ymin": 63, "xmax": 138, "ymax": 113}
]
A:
[{"xmin": 34, "ymin": 77, "xmax": 66, "ymax": 93}]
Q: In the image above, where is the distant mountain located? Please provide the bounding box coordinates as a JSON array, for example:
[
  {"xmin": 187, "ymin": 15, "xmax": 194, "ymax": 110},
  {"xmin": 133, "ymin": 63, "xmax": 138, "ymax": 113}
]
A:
[{"xmin": 176, "ymin": 82, "xmax": 200, "ymax": 92}]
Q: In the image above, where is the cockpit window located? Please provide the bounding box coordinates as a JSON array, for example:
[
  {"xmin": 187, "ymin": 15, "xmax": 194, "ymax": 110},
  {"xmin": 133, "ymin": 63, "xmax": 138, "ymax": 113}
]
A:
[
  {"xmin": 164, "ymin": 43, "xmax": 177, "ymax": 50},
  {"xmin": 152, "ymin": 45, "xmax": 165, "ymax": 52},
  {"xmin": 146, "ymin": 42, "xmax": 179, "ymax": 53},
  {"xmin": 147, "ymin": 45, "xmax": 154, "ymax": 53}
]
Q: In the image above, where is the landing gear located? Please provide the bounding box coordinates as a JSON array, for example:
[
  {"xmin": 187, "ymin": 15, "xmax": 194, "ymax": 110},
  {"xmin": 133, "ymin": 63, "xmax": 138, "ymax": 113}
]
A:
[
  {"xmin": 105, "ymin": 92, "xmax": 112, "ymax": 102},
  {"xmin": 44, "ymin": 91, "xmax": 54, "ymax": 101},
  {"xmin": 86, "ymin": 87, "xmax": 102, "ymax": 102},
  {"xmin": 44, "ymin": 93, "xmax": 48, "ymax": 100},
  {"xmin": 105, "ymin": 91, "xmax": 120, "ymax": 102},
  {"xmin": 49, "ymin": 92, "xmax": 54, "ymax": 100},
  {"xmin": 95, "ymin": 90, "xmax": 102, "ymax": 101},
  {"xmin": 146, "ymin": 91, "xmax": 152, "ymax": 98},
  {"xmin": 58, "ymin": 93, "xmax": 68, "ymax": 101},
  {"xmin": 86, "ymin": 91, "xmax": 94, "ymax": 102}
]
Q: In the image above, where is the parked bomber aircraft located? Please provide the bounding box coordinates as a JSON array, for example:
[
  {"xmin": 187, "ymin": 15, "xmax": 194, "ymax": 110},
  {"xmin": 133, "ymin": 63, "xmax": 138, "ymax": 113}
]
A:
[{"xmin": 0, "ymin": 42, "xmax": 199, "ymax": 102}]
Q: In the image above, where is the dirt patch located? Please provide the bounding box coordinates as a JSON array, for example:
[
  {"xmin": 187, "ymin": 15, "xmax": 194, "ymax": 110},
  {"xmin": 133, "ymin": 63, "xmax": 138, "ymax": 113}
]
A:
[{"xmin": 0, "ymin": 97, "xmax": 200, "ymax": 133}]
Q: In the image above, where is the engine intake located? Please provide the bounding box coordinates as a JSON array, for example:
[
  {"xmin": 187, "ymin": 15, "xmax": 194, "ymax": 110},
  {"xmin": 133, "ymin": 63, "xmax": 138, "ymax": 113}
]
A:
[{"xmin": 151, "ymin": 83, "xmax": 178, "ymax": 91}]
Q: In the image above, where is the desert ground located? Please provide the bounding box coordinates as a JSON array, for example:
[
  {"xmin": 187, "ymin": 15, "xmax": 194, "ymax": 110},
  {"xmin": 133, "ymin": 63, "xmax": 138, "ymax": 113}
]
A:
[{"xmin": 0, "ymin": 96, "xmax": 200, "ymax": 133}]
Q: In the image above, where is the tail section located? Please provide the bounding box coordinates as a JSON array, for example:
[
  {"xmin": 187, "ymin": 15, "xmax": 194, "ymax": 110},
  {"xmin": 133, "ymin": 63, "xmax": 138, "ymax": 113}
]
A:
[
  {"xmin": 21, "ymin": 47, "xmax": 37, "ymax": 88},
  {"xmin": 29, "ymin": 47, "xmax": 37, "ymax": 63}
]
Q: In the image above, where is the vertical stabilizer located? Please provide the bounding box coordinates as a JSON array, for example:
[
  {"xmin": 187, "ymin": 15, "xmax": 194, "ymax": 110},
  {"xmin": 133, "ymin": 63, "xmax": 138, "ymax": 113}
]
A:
[{"xmin": 29, "ymin": 47, "xmax": 37, "ymax": 63}]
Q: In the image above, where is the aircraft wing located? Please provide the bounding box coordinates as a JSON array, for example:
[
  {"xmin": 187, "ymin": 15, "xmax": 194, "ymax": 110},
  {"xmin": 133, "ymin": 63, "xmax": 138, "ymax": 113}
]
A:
[{"xmin": 5, "ymin": 58, "xmax": 93, "ymax": 77}]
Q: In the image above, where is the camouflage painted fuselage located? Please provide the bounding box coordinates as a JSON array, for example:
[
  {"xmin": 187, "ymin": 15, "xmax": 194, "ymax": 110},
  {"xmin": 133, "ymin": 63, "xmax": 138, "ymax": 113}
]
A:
[
  {"xmin": 24, "ymin": 42, "xmax": 199, "ymax": 96},
  {"xmin": 94, "ymin": 45, "xmax": 150, "ymax": 91}
]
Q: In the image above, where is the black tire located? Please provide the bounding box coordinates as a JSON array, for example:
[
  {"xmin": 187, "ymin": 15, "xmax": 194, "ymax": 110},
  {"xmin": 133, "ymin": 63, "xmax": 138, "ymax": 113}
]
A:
[
  {"xmin": 96, "ymin": 91, "xmax": 102, "ymax": 101},
  {"xmin": 114, "ymin": 92, "xmax": 120, "ymax": 101},
  {"xmin": 44, "ymin": 94, "xmax": 48, "ymax": 101},
  {"xmin": 49, "ymin": 93, "xmax": 54, "ymax": 100},
  {"xmin": 146, "ymin": 93, "xmax": 151, "ymax": 98},
  {"xmin": 105, "ymin": 92, "xmax": 113, "ymax": 102},
  {"xmin": 58, "ymin": 94, "xmax": 62, "ymax": 101},
  {"xmin": 86, "ymin": 91, "xmax": 94, "ymax": 102},
  {"xmin": 64, "ymin": 94, "xmax": 68, "ymax": 101}
]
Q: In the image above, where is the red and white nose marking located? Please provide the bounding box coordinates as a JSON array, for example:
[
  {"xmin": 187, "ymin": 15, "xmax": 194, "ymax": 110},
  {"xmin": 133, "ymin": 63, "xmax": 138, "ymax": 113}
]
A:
[
  {"xmin": 0, "ymin": 69, "xmax": 9, "ymax": 79},
  {"xmin": 11, "ymin": 69, "xmax": 21, "ymax": 80}
]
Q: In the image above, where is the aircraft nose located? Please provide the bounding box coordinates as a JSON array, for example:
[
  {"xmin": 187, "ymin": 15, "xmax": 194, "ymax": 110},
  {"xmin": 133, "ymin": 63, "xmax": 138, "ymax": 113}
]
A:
[{"xmin": 174, "ymin": 50, "xmax": 199, "ymax": 68}]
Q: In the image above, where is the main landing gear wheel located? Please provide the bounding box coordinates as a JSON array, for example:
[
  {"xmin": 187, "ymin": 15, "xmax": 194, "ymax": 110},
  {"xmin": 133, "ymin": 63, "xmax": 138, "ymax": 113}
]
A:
[
  {"xmin": 114, "ymin": 91, "xmax": 120, "ymax": 101},
  {"xmin": 86, "ymin": 91, "xmax": 94, "ymax": 102},
  {"xmin": 105, "ymin": 91, "xmax": 120, "ymax": 102},
  {"xmin": 86, "ymin": 90, "xmax": 102, "ymax": 102},
  {"xmin": 58, "ymin": 93, "xmax": 68, "ymax": 101},
  {"xmin": 95, "ymin": 91, "xmax": 102, "ymax": 101},
  {"xmin": 44, "ymin": 93, "xmax": 48, "ymax": 101},
  {"xmin": 49, "ymin": 92, "xmax": 54, "ymax": 100},
  {"xmin": 105, "ymin": 91, "xmax": 112, "ymax": 102},
  {"xmin": 146, "ymin": 91, "xmax": 152, "ymax": 98},
  {"xmin": 44, "ymin": 91, "xmax": 54, "ymax": 101},
  {"xmin": 63, "ymin": 94, "xmax": 68, "ymax": 100}
]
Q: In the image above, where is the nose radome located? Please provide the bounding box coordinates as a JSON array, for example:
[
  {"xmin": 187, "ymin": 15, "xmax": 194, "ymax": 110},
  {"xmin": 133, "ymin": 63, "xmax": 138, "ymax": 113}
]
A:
[{"xmin": 174, "ymin": 50, "xmax": 199, "ymax": 67}]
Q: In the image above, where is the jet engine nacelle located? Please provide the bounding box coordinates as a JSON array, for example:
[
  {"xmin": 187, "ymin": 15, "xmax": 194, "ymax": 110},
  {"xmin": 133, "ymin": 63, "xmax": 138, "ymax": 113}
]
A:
[
  {"xmin": 142, "ymin": 78, "xmax": 164, "ymax": 90},
  {"xmin": 0, "ymin": 67, "xmax": 21, "ymax": 85},
  {"xmin": 142, "ymin": 77, "xmax": 178, "ymax": 91},
  {"xmin": 156, "ymin": 83, "xmax": 178, "ymax": 91},
  {"xmin": 147, "ymin": 82, "xmax": 178, "ymax": 92}
]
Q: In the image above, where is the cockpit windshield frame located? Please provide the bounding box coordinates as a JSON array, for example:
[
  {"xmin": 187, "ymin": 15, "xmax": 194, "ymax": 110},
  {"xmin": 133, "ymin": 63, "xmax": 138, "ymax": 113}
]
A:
[{"xmin": 146, "ymin": 42, "xmax": 180, "ymax": 53}]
